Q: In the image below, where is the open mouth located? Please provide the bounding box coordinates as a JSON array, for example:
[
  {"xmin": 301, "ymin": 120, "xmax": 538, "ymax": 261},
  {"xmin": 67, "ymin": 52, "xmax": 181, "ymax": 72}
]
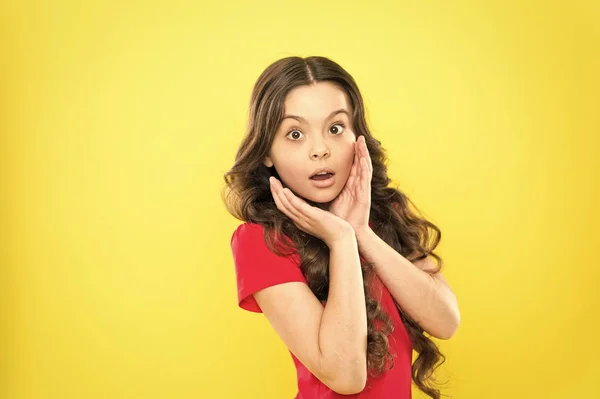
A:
[
  {"xmin": 310, "ymin": 172, "xmax": 335, "ymax": 181},
  {"xmin": 309, "ymin": 169, "xmax": 336, "ymax": 188}
]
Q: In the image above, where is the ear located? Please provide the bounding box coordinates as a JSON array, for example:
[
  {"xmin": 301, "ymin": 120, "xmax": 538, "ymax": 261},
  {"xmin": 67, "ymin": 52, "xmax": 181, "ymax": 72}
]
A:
[{"xmin": 263, "ymin": 155, "xmax": 274, "ymax": 168}]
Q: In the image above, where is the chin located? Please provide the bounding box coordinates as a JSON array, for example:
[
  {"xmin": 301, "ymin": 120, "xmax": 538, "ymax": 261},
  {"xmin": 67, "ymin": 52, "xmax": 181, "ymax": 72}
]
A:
[
  {"xmin": 302, "ymin": 189, "xmax": 340, "ymax": 205},
  {"xmin": 284, "ymin": 180, "xmax": 341, "ymax": 205}
]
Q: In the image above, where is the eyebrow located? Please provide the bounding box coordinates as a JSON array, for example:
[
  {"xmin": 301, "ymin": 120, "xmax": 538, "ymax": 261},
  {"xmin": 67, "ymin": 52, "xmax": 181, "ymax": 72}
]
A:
[{"xmin": 282, "ymin": 109, "xmax": 350, "ymax": 124}]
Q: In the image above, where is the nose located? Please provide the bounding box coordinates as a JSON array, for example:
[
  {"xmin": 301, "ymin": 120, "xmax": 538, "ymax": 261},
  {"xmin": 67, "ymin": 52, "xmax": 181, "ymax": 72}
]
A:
[{"xmin": 310, "ymin": 141, "xmax": 330, "ymax": 160}]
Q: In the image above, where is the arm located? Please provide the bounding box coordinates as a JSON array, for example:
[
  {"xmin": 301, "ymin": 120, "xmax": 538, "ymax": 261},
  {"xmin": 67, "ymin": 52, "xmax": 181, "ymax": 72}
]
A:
[
  {"xmin": 355, "ymin": 227, "xmax": 460, "ymax": 340},
  {"xmin": 254, "ymin": 230, "xmax": 368, "ymax": 395}
]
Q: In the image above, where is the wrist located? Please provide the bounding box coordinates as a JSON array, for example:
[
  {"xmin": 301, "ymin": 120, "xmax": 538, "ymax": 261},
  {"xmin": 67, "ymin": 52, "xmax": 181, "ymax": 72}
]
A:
[
  {"xmin": 354, "ymin": 225, "xmax": 374, "ymax": 241},
  {"xmin": 326, "ymin": 226, "xmax": 356, "ymax": 249}
]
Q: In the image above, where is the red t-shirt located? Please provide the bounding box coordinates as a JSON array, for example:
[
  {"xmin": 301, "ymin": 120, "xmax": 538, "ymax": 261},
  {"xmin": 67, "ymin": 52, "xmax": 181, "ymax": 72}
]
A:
[{"xmin": 231, "ymin": 222, "xmax": 413, "ymax": 398}]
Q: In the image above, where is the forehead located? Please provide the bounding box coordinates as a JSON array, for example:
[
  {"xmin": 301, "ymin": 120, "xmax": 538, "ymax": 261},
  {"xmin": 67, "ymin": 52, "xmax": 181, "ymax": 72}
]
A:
[{"xmin": 283, "ymin": 82, "xmax": 351, "ymax": 119}]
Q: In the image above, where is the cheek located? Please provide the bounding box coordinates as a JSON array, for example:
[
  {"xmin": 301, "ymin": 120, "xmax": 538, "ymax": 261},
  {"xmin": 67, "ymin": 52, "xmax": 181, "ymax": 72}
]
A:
[
  {"xmin": 342, "ymin": 144, "xmax": 356, "ymax": 173},
  {"xmin": 275, "ymin": 157, "xmax": 304, "ymax": 182},
  {"xmin": 270, "ymin": 143, "xmax": 299, "ymax": 175}
]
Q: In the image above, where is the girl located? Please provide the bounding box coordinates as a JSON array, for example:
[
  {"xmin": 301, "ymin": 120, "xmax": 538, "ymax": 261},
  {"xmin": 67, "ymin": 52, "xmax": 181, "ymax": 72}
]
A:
[{"xmin": 223, "ymin": 56, "xmax": 460, "ymax": 399}]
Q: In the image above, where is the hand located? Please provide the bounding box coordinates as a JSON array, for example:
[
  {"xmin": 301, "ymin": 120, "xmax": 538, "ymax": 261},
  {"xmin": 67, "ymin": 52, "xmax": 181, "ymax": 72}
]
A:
[
  {"xmin": 329, "ymin": 135, "xmax": 373, "ymax": 234},
  {"xmin": 269, "ymin": 176, "xmax": 354, "ymax": 247}
]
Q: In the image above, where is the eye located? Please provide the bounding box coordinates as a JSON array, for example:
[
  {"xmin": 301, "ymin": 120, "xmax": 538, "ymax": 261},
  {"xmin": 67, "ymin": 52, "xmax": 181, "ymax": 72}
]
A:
[
  {"xmin": 330, "ymin": 122, "xmax": 345, "ymax": 135},
  {"xmin": 286, "ymin": 129, "xmax": 304, "ymax": 141},
  {"xmin": 286, "ymin": 122, "xmax": 345, "ymax": 141}
]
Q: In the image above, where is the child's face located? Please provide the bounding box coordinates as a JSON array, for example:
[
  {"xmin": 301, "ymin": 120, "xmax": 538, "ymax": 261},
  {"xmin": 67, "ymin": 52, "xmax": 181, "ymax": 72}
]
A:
[{"xmin": 263, "ymin": 81, "xmax": 356, "ymax": 206}]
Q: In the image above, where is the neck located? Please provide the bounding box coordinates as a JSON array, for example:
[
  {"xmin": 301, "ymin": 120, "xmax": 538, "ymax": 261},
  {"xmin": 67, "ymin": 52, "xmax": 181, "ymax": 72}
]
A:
[{"xmin": 309, "ymin": 200, "xmax": 331, "ymax": 211}]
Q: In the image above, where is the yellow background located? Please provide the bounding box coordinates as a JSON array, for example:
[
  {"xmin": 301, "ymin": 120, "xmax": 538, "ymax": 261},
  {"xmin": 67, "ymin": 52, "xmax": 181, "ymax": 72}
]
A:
[{"xmin": 1, "ymin": 0, "xmax": 598, "ymax": 398}]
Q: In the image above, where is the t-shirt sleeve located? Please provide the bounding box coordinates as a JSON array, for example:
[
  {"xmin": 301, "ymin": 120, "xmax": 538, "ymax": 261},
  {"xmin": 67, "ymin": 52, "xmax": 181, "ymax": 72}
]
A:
[{"xmin": 230, "ymin": 222, "xmax": 307, "ymax": 313}]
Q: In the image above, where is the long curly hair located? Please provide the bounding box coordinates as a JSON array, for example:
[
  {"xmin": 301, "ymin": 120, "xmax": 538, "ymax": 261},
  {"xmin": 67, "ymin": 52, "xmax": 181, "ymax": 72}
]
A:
[{"xmin": 222, "ymin": 56, "xmax": 447, "ymax": 398}]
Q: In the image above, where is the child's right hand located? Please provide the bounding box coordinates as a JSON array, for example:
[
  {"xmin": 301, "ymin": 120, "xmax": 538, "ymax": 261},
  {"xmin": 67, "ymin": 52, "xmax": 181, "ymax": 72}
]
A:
[{"xmin": 269, "ymin": 176, "xmax": 354, "ymax": 247}]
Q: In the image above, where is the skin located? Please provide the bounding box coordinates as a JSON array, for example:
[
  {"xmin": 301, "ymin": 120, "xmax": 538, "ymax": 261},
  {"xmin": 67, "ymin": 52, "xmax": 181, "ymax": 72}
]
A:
[
  {"xmin": 265, "ymin": 179, "xmax": 367, "ymax": 393},
  {"xmin": 264, "ymin": 81, "xmax": 373, "ymax": 234},
  {"xmin": 255, "ymin": 81, "xmax": 460, "ymax": 395},
  {"xmin": 263, "ymin": 81, "xmax": 357, "ymax": 208},
  {"xmin": 256, "ymin": 82, "xmax": 370, "ymax": 394}
]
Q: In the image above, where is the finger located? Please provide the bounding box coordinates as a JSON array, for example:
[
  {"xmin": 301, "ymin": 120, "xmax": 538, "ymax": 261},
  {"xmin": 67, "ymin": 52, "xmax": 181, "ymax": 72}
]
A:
[
  {"xmin": 281, "ymin": 190, "xmax": 319, "ymax": 234},
  {"xmin": 351, "ymin": 144, "xmax": 359, "ymax": 177},
  {"xmin": 271, "ymin": 178, "xmax": 321, "ymax": 228},
  {"xmin": 347, "ymin": 157, "xmax": 358, "ymax": 191},
  {"xmin": 360, "ymin": 136, "xmax": 373, "ymax": 175},
  {"xmin": 270, "ymin": 178, "xmax": 301, "ymax": 221},
  {"xmin": 357, "ymin": 136, "xmax": 368, "ymax": 172},
  {"xmin": 350, "ymin": 141, "xmax": 359, "ymax": 176},
  {"xmin": 364, "ymin": 157, "xmax": 372, "ymax": 182},
  {"xmin": 270, "ymin": 179, "xmax": 292, "ymax": 218},
  {"xmin": 283, "ymin": 188, "xmax": 321, "ymax": 222},
  {"xmin": 279, "ymin": 187, "xmax": 305, "ymax": 223},
  {"xmin": 274, "ymin": 179, "xmax": 310, "ymax": 225},
  {"xmin": 346, "ymin": 148, "xmax": 358, "ymax": 188},
  {"xmin": 359, "ymin": 157, "xmax": 372, "ymax": 194}
]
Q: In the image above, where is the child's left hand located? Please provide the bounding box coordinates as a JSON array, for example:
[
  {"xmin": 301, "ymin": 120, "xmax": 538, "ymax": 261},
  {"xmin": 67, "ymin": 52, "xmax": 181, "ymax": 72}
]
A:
[{"xmin": 329, "ymin": 135, "xmax": 373, "ymax": 234}]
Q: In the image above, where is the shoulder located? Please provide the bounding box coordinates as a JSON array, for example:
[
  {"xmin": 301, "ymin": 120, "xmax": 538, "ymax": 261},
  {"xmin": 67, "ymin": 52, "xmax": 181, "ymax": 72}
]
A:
[
  {"xmin": 230, "ymin": 222, "xmax": 296, "ymax": 261},
  {"xmin": 230, "ymin": 222, "xmax": 266, "ymax": 250},
  {"xmin": 231, "ymin": 221, "xmax": 263, "ymax": 239}
]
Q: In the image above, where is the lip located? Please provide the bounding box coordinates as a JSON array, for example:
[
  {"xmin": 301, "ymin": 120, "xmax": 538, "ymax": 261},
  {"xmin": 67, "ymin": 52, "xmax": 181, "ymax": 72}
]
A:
[
  {"xmin": 309, "ymin": 167, "xmax": 335, "ymax": 178},
  {"xmin": 309, "ymin": 173, "xmax": 336, "ymax": 188}
]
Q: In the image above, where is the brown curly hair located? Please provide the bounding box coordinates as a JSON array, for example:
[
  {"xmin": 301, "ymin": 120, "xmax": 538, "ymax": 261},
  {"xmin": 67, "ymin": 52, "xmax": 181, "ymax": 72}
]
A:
[{"xmin": 222, "ymin": 56, "xmax": 447, "ymax": 398}]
